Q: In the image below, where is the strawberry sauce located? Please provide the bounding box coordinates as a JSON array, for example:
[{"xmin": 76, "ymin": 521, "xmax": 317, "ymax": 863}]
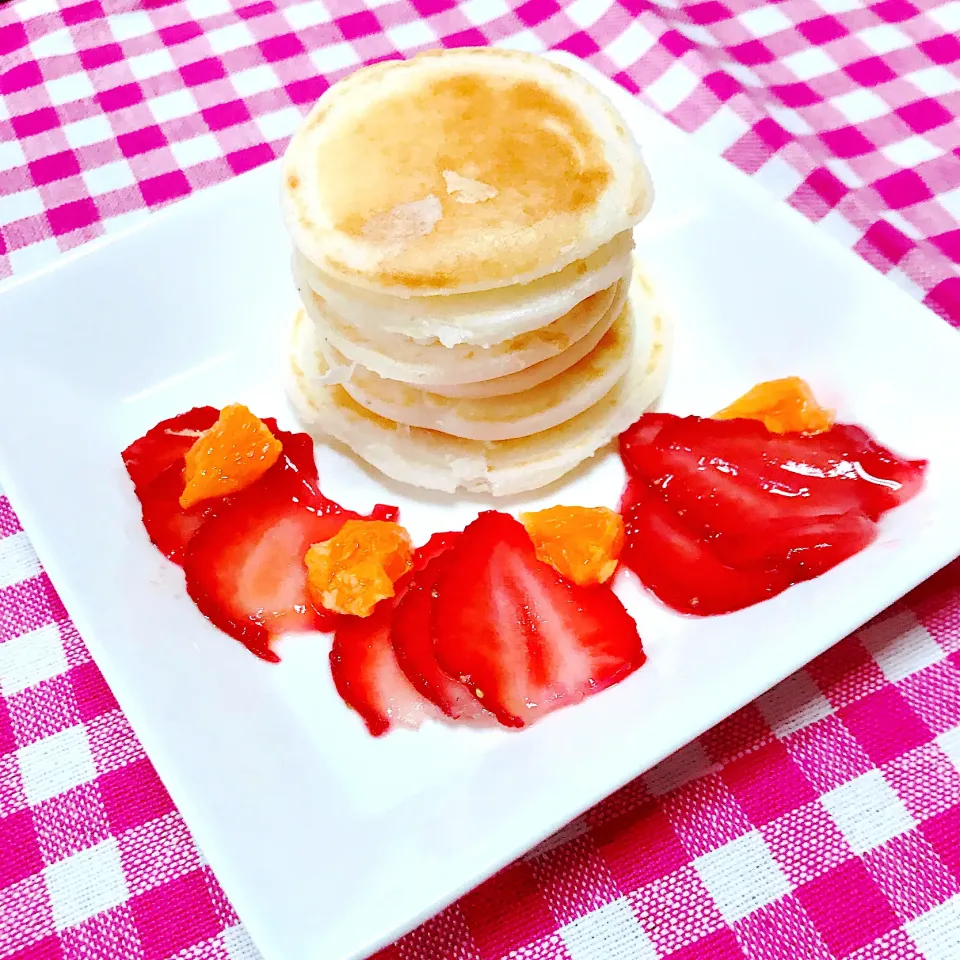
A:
[{"xmin": 618, "ymin": 414, "xmax": 927, "ymax": 616}]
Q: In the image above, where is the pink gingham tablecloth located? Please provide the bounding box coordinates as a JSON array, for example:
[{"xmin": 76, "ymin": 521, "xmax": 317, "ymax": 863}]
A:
[{"xmin": 2, "ymin": 1, "xmax": 960, "ymax": 958}]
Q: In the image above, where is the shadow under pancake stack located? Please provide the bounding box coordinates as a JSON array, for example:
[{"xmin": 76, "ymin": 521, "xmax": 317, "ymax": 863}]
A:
[{"xmin": 282, "ymin": 48, "xmax": 671, "ymax": 496}]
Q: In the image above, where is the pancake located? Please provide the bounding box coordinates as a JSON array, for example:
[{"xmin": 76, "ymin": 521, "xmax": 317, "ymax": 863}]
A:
[
  {"xmin": 295, "ymin": 230, "xmax": 633, "ymax": 347},
  {"xmin": 281, "ymin": 48, "xmax": 653, "ymax": 297},
  {"xmin": 286, "ymin": 274, "xmax": 672, "ymax": 496},
  {"xmin": 297, "ymin": 268, "xmax": 626, "ymax": 388},
  {"xmin": 323, "ymin": 298, "xmax": 637, "ymax": 442}
]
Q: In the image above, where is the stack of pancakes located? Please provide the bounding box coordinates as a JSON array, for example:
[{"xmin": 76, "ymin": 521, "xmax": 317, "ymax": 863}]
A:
[{"xmin": 282, "ymin": 48, "xmax": 671, "ymax": 496}]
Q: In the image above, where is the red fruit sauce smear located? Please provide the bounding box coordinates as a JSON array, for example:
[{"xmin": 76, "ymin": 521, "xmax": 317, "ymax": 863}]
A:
[
  {"xmin": 618, "ymin": 413, "xmax": 927, "ymax": 616},
  {"xmin": 122, "ymin": 407, "xmax": 397, "ymax": 663}
]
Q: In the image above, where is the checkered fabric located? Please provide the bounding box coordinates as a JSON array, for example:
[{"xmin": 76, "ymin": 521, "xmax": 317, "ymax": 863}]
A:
[{"xmin": 1, "ymin": 1, "xmax": 959, "ymax": 958}]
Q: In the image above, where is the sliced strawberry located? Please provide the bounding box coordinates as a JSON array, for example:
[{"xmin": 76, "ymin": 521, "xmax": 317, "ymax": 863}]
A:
[
  {"xmin": 619, "ymin": 415, "xmax": 926, "ymax": 538},
  {"xmin": 183, "ymin": 454, "xmax": 349, "ymax": 662},
  {"xmin": 431, "ymin": 511, "xmax": 645, "ymax": 728},
  {"xmin": 715, "ymin": 509, "xmax": 876, "ymax": 580},
  {"xmin": 619, "ymin": 479, "xmax": 792, "ymax": 616},
  {"xmin": 391, "ymin": 533, "xmax": 489, "ymax": 721},
  {"xmin": 330, "ymin": 580, "xmax": 440, "ymax": 736},
  {"xmin": 122, "ymin": 406, "xmax": 219, "ymax": 493},
  {"xmin": 139, "ymin": 463, "xmax": 217, "ymax": 564}
]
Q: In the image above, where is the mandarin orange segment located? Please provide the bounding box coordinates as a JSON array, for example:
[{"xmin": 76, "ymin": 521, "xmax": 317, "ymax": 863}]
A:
[
  {"xmin": 714, "ymin": 377, "xmax": 834, "ymax": 435},
  {"xmin": 519, "ymin": 506, "xmax": 624, "ymax": 586},
  {"xmin": 305, "ymin": 519, "xmax": 414, "ymax": 618},
  {"xmin": 179, "ymin": 404, "xmax": 283, "ymax": 509}
]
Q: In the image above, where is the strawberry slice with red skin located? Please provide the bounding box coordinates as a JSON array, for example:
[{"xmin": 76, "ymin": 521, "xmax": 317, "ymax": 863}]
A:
[
  {"xmin": 619, "ymin": 480, "xmax": 792, "ymax": 616},
  {"xmin": 330, "ymin": 570, "xmax": 441, "ymax": 737},
  {"xmin": 138, "ymin": 463, "xmax": 217, "ymax": 565},
  {"xmin": 715, "ymin": 509, "xmax": 876, "ymax": 580},
  {"xmin": 131, "ymin": 417, "xmax": 323, "ymax": 567},
  {"xmin": 431, "ymin": 511, "xmax": 645, "ymax": 729},
  {"xmin": 122, "ymin": 406, "xmax": 219, "ymax": 494},
  {"xmin": 619, "ymin": 415, "xmax": 926, "ymax": 538},
  {"xmin": 183, "ymin": 459, "xmax": 348, "ymax": 662},
  {"xmin": 181, "ymin": 422, "xmax": 398, "ymax": 662},
  {"xmin": 392, "ymin": 533, "xmax": 489, "ymax": 721}
]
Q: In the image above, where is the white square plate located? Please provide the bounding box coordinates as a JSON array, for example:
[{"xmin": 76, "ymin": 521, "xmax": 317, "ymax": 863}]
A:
[{"xmin": 1, "ymin": 55, "xmax": 959, "ymax": 960}]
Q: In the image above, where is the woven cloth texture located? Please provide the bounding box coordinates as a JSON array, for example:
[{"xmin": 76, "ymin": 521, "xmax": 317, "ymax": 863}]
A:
[{"xmin": 2, "ymin": 1, "xmax": 960, "ymax": 958}]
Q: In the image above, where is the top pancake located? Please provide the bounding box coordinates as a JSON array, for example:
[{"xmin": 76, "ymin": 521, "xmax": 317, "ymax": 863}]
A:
[{"xmin": 281, "ymin": 48, "xmax": 653, "ymax": 297}]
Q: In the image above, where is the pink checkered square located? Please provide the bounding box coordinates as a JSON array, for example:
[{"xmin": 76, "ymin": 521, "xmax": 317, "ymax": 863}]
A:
[
  {"xmin": 760, "ymin": 801, "xmax": 856, "ymax": 886},
  {"xmin": 592, "ymin": 799, "xmax": 691, "ymax": 889},
  {"xmin": 661, "ymin": 775, "xmax": 753, "ymax": 857},
  {"xmin": 630, "ymin": 864, "xmax": 726, "ymax": 954},
  {"xmin": 721, "ymin": 740, "xmax": 818, "ymax": 825},
  {"xmin": 795, "ymin": 859, "xmax": 900, "ymax": 956},
  {"xmin": 863, "ymin": 830, "xmax": 960, "ymax": 923}
]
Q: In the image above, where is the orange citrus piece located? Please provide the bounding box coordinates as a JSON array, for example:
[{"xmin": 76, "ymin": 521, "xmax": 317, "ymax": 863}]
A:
[
  {"xmin": 305, "ymin": 519, "xmax": 413, "ymax": 617},
  {"xmin": 180, "ymin": 404, "xmax": 282, "ymax": 509},
  {"xmin": 714, "ymin": 377, "xmax": 834, "ymax": 435},
  {"xmin": 519, "ymin": 506, "xmax": 624, "ymax": 586}
]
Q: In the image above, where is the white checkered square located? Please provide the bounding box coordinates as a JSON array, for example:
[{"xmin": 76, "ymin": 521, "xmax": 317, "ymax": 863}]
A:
[
  {"xmin": 44, "ymin": 72, "xmax": 96, "ymax": 107},
  {"xmin": 645, "ymin": 61, "xmax": 701, "ymax": 114},
  {"xmin": 184, "ymin": 0, "xmax": 234, "ymax": 18},
  {"xmin": 63, "ymin": 115, "xmax": 115, "ymax": 149},
  {"xmin": 150, "ymin": 89, "xmax": 199, "ymax": 123},
  {"xmin": 883, "ymin": 136, "xmax": 942, "ymax": 167},
  {"xmin": 561, "ymin": 898, "xmax": 657, "ymax": 960},
  {"xmin": 0, "ymin": 623, "xmax": 67, "ymax": 696},
  {"xmin": 832, "ymin": 88, "xmax": 891, "ymax": 123},
  {"xmin": 859, "ymin": 24, "xmax": 913, "ymax": 55},
  {"xmin": 929, "ymin": 2, "xmax": 960, "ymax": 34},
  {"xmin": 45, "ymin": 838, "xmax": 129, "ymax": 929},
  {"xmin": 937, "ymin": 724, "xmax": 960, "ymax": 769},
  {"xmin": 0, "ymin": 531, "xmax": 41, "ymax": 590},
  {"xmin": 109, "ymin": 10, "xmax": 156, "ymax": 42},
  {"xmin": 723, "ymin": 61, "xmax": 763, "ymax": 88},
  {"xmin": 0, "ymin": 138, "xmax": 25, "ymax": 172},
  {"xmin": 18, "ymin": 725, "xmax": 96, "ymax": 805},
  {"xmin": 309, "ymin": 42, "xmax": 361, "ymax": 74},
  {"xmin": 756, "ymin": 670, "xmax": 832, "ymax": 737},
  {"xmin": 694, "ymin": 832, "xmax": 790, "ymax": 922},
  {"xmin": 605, "ymin": 22, "xmax": 657, "ymax": 69},
  {"xmin": 859, "ymin": 611, "xmax": 942, "ymax": 684},
  {"xmin": 386, "ymin": 19, "xmax": 438, "ymax": 50},
  {"xmin": 564, "ymin": 0, "xmax": 606, "ymax": 28},
  {"xmin": 256, "ymin": 107, "xmax": 303, "ymax": 143},
  {"xmin": 7, "ymin": 238, "xmax": 62, "ymax": 277},
  {"xmin": 232, "ymin": 65, "xmax": 280, "ymax": 98},
  {"xmin": 738, "ymin": 5, "xmax": 793, "ymax": 37},
  {"xmin": 222, "ymin": 924, "xmax": 262, "ymax": 960},
  {"xmin": 127, "ymin": 48, "xmax": 177, "ymax": 82},
  {"xmin": 170, "ymin": 134, "xmax": 222, "ymax": 168},
  {"xmin": 83, "ymin": 161, "xmax": 137, "ymax": 196},
  {"xmin": 781, "ymin": 47, "xmax": 838, "ymax": 81},
  {"xmin": 206, "ymin": 22, "xmax": 256, "ymax": 55},
  {"xmin": 822, "ymin": 770, "xmax": 915, "ymax": 854},
  {"xmin": 906, "ymin": 895, "xmax": 960, "ymax": 960},
  {"xmin": 692, "ymin": 109, "xmax": 752, "ymax": 154},
  {"xmin": 283, "ymin": 0, "xmax": 332, "ymax": 29},
  {"xmin": 0, "ymin": 188, "xmax": 45, "ymax": 227},
  {"xmin": 30, "ymin": 28, "xmax": 77, "ymax": 59},
  {"xmin": 768, "ymin": 104, "xmax": 815, "ymax": 135},
  {"xmin": 909, "ymin": 66, "xmax": 960, "ymax": 97},
  {"xmin": 496, "ymin": 30, "xmax": 547, "ymax": 53},
  {"xmin": 460, "ymin": 0, "xmax": 511, "ymax": 25},
  {"xmin": 14, "ymin": 0, "xmax": 60, "ymax": 16}
]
